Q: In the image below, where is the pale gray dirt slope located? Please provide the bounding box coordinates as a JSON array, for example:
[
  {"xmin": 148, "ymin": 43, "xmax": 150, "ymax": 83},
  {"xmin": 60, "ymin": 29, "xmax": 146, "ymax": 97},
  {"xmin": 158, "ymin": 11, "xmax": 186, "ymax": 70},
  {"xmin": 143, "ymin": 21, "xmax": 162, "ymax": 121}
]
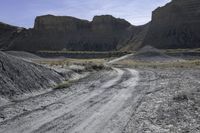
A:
[
  {"xmin": 0, "ymin": 67, "xmax": 199, "ymax": 133},
  {"xmin": 5, "ymin": 51, "xmax": 41, "ymax": 59},
  {"xmin": 0, "ymin": 52, "xmax": 199, "ymax": 133},
  {"xmin": 0, "ymin": 51, "xmax": 65, "ymax": 105}
]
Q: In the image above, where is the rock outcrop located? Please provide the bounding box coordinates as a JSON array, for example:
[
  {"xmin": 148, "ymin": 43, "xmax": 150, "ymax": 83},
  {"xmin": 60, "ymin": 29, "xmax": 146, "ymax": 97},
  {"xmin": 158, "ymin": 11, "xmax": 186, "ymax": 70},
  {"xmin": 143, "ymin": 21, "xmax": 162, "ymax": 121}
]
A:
[
  {"xmin": 4, "ymin": 15, "xmax": 143, "ymax": 52},
  {"xmin": 0, "ymin": 51, "xmax": 64, "ymax": 101},
  {"xmin": 1, "ymin": 0, "xmax": 200, "ymax": 51},
  {"xmin": 34, "ymin": 15, "xmax": 90, "ymax": 32},
  {"xmin": 143, "ymin": 0, "xmax": 200, "ymax": 49},
  {"xmin": 0, "ymin": 22, "xmax": 24, "ymax": 50},
  {"xmin": 118, "ymin": 24, "xmax": 149, "ymax": 51}
]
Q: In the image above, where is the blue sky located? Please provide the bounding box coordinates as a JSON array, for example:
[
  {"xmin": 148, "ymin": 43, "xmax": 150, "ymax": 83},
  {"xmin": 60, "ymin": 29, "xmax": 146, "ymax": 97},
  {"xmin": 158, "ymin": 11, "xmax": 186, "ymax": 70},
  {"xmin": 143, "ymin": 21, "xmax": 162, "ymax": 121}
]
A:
[{"xmin": 0, "ymin": 0, "xmax": 170, "ymax": 28}]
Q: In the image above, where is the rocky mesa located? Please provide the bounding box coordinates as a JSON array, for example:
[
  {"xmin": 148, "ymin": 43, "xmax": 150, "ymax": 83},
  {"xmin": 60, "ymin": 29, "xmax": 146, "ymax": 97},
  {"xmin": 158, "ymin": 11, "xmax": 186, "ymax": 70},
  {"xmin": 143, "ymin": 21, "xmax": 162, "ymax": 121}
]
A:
[
  {"xmin": 1, "ymin": 15, "xmax": 146, "ymax": 52},
  {"xmin": 143, "ymin": 0, "xmax": 200, "ymax": 49},
  {"xmin": 0, "ymin": 22, "xmax": 24, "ymax": 50},
  {"xmin": 0, "ymin": 0, "xmax": 200, "ymax": 51}
]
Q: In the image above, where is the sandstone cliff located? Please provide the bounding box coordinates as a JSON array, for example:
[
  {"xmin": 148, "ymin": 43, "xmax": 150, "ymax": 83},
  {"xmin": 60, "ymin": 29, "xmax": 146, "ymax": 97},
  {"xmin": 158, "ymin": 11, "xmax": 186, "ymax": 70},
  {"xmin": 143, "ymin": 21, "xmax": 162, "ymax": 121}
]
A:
[
  {"xmin": 0, "ymin": 22, "xmax": 24, "ymax": 50},
  {"xmin": 7, "ymin": 15, "xmax": 142, "ymax": 52},
  {"xmin": 143, "ymin": 0, "xmax": 200, "ymax": 49},
  {"xmin": 118, "ymin": 24, "xmax": 149, "ymax": 51},
  {"xmin": 1, "ymin": 0, "xmax": 200, "ymax": 51}
]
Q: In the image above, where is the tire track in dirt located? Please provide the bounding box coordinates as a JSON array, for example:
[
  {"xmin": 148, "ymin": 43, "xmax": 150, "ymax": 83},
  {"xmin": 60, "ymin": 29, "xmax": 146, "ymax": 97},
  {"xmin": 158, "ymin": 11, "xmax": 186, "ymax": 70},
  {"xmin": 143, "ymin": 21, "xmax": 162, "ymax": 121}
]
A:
[
  {"xmin": 0, "ymin": 68, "xmax": 126, "ymax": 133},
  {"xmin": 31, "ymin": 68, "xmax": 133, "ymax": 133},
  {"xmin": 70, "ymin": 69, "xmax": 139, "ymax": 133}
]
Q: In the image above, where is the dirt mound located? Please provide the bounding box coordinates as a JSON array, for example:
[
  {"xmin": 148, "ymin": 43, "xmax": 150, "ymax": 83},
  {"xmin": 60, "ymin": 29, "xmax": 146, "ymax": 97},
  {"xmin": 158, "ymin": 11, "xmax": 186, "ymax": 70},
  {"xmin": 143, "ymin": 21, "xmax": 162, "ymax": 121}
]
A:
[
  {"xmin": 0, "ymin": 51, "xmax": 64, "ymax": 103},
  {"xmin": 6, "ymin": 51, "xmax": 40, "ymax": 59},
  {"xmin": 131, "ymin": 46, "xmax": 178, "ymax": 62}
]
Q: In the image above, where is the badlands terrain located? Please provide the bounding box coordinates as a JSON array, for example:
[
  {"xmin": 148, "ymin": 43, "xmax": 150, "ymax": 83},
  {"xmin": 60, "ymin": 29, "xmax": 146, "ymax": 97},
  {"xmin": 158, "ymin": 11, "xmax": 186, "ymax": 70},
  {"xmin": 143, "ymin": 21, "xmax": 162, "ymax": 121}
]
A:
[
  {"xmin": 0, "ymin": 49, "xmax": 200, "ymax": 133},
  {"xmin": 0, "ymin": 0, "xmax": 200, "ymax": 132}
]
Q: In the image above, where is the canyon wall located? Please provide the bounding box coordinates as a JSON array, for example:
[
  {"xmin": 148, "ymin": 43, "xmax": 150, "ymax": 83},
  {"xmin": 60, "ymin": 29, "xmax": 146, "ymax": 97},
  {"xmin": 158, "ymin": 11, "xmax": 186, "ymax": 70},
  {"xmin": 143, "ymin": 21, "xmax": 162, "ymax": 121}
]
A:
[
  {"xmin": 7, "ymin": 15, "xmax": 143, "ymax": 51},
  {"xmin": 143, "ymin": 0, "xmax": 200, "ymax": 49},
  {"xmin": 1, "ymin": 0, "xmax": 200, "ymax": 51}
]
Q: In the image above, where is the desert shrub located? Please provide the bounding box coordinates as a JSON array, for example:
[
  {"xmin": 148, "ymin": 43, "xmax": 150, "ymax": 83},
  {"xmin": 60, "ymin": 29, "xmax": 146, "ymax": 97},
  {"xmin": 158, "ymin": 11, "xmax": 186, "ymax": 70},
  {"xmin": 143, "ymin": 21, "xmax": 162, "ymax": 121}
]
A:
[
  {"xmin": 173, "ymin": 93, "xmax": 188, "ymax": 102},
  {"xmin": 85, "ymin": 63, "xmax": 110, "ymax": 71},
  {"xmin": 54, "ymin": 81, "xmax": 70, "ymax": 90}
]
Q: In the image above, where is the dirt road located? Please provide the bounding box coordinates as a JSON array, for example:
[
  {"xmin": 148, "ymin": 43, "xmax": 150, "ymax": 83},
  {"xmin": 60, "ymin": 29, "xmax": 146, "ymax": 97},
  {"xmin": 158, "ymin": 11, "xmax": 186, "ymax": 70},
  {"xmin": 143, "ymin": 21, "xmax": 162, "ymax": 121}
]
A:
[
  {"xmin": 0, "ymin": 68, "xmax": 140, "ymax": 133},
  {"xmin": 0, "ymin": 67, "xmax": 199, "ymax": 133}
]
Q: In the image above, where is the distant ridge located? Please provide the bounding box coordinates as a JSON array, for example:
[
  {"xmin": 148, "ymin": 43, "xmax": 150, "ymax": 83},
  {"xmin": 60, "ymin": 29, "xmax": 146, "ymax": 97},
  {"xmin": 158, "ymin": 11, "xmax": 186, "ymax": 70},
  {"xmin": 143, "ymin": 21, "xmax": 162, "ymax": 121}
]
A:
[
  {"xmin": 0, "ymin": 0, "xmax": 200, "ymax": 52},
  {"xmin": 0, "ymin": 15, "xmax": 146, "ymax": 52}
]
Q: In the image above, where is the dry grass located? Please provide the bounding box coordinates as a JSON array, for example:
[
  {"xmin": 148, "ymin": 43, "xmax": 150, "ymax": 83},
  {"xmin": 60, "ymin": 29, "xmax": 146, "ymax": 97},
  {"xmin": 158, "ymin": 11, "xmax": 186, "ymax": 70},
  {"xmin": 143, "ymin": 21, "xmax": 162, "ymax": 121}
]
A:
[
  {"xmin": 34, "ymin": 58, "xmax": 111, "ymax": 72},
  {"xmin": 54, "ymin": 80, "xmax": 71, "ymax": 90},
  {"xmin": 114, "ymin": 59, "xmax": 200, "ymax": 69},
  {"xmin": 164, "ymin": 48, "xmax": 200, "ymax": 54},
  {"xmin": 37, "ymin": 50, "xmax": 130, "ymax": 54},
  {"xmin": 35, "ymin": 58, "xmax": 107, "ymax": 67}
]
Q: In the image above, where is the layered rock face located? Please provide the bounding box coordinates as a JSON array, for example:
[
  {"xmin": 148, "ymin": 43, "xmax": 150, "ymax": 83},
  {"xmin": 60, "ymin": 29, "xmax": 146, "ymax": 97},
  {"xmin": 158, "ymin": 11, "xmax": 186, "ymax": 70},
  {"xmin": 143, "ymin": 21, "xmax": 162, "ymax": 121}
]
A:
[
  {"xmin": 8, "ymin": 15, "xmax": 141, "ymax": 51},
  {"xmin": 1, "ymin": 0, "xmax": 200, "ymax": 51},
  {"xmin": 143, "ymin": 0, "xmax": 200, "ymax": 49},
  {"xmin": 34, "ymin": 15, "xmax": 90, "ymax": 31},
  {"xmin": 0, "ymin": 23, "xmax": 24, "ymax": 50},
  {"xmin": 119, "ymin": 24, "xmax": 149, "ymax": 51}
]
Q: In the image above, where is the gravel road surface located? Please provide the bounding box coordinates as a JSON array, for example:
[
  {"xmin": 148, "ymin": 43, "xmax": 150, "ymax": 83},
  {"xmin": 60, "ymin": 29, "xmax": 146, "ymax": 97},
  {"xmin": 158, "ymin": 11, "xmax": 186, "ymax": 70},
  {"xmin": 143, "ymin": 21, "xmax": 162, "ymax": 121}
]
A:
[{"xmin": 0, "ymin": 67, "xmax": 199, "ymax": 133}]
